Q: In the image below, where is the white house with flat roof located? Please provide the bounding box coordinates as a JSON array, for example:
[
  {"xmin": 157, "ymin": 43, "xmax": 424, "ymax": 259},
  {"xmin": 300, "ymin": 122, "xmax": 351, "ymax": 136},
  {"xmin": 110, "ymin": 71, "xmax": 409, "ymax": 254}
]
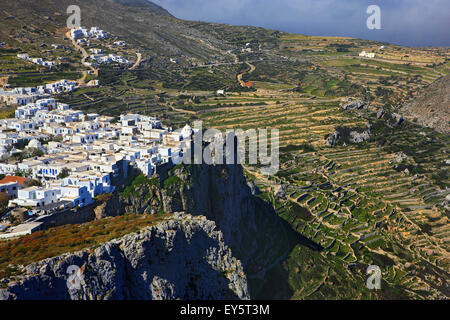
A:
[
  {"xmin": 136, "ymin": 159, "xmax": 155, "ymax": 177},
  {"xmin": 0, "ymin": 163, "xmax": 18, "ymax": 175},
  {"xmin": 60, "ymin": 185, "xmax": 93, "ymax": 208},
  {"xmin": 9, "ymin": 186, "xmax": 61, "ymax": 208},
  {"xmin": 0, "ymin": 182, "xmax": 18, "ymax": 198},
  {"xmin": 0, "ymin": 222, "xmax": 43, "ymax": 239},
  {"xmin": 62, "ymin": 173, "xmax": 113, "ymax": 198},
  {"xmin": 359, "ymin": 51, "xmax": 376, "ymax": 58}
]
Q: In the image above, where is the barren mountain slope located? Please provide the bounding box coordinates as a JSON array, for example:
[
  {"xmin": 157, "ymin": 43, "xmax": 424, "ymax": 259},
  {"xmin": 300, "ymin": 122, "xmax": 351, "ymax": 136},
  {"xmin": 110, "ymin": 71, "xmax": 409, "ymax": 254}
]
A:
[
  {"xmin": 0, "ymin": 0, "xmax": 233, "ymax": 61},
  {"xmin": 402, "ymin": 74, "xmax": 450, "ymax": 133}
]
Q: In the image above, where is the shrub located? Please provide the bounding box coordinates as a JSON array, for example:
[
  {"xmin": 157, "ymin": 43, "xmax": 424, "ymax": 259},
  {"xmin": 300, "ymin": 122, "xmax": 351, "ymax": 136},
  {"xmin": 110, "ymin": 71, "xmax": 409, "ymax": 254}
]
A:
[
  {"xmin": 0, "ymin": 214, "xmax": 167, "ymax": 279},
  {"xmin": 163, "ymin": 176, "xmax": 181, "ymax": 189}
]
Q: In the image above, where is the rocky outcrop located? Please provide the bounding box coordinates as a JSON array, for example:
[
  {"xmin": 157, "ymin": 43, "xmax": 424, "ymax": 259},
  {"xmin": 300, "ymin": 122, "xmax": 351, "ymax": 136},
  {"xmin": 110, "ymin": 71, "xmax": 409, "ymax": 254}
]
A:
[
  {"xmin": 247, "ymin": 180, "xmax": 260, "ymax": 196},
  {"xmin": 325, "ymin": 124, "xmax": 371, "ymax": 146},
  {"xmin": 110, "ymin": 163, "xmax": 295, "ymax": 277},
  {"xmin": 94, "ymin": 194, "xmax": 124, "ymax": 220},
  {"xmin": 342, "ymin": 100, "xmax": 366, "ymax": 111},
  {"xmin": 0, "ymin": 151, "xmax": 307, "ymax": 299},
  {"xmin": 274, "ymin": 185, "xmax": 287, "ymax": 199},
  {"xmin": 349, "ymin": 130, "xmax": 370, "ymax": 143},
  {"xmin": 392, "ymin": 152, "xmax": 410, "ymax": 163},
  {"xmin": 0, "ymin": 213, "xmax": 249, "ymax": 300},
  {"xmin": 325, "ymin": 130, "xmax": 340, "ymax": 147},
  {"xmin": 401, "ymin": 73, "xmax": 450, "ymax": 134},
  {"xmin": 349, "ymin": 124, "xmax": 372, "ymax": 143}
]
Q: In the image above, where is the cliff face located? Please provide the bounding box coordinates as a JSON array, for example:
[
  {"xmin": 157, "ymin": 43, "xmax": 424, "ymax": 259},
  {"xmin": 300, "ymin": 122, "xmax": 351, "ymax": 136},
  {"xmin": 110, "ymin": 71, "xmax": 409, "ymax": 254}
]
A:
[
  {"xmin": 0, "ymin": 213, "xmax": 249, "ymax": 300},
  {"xmin": 0, "ymin": 162, "xmax": 301, "ymax": 299},
  {"xmin": 118, "ymin": 164, "xmax": 295, "ymax": 275}
]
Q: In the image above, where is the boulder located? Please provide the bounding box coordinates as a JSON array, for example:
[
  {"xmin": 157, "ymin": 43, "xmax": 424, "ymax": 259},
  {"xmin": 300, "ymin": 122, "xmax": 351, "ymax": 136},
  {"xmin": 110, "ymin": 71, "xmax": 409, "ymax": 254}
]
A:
[
  {"xmin": 325, "ymin": 131, "xmax": 339, "ymax": 147},
  {"xmin": 342, "ymin": 100, "xmax": 366, "ymax": 111},
  {"xmin": 247, "ymin": 180, "xmax": 260, "ymax": 196},
  {"xmin": 274, "ymin": 185, "xmax": 287, "ymax": 199}
]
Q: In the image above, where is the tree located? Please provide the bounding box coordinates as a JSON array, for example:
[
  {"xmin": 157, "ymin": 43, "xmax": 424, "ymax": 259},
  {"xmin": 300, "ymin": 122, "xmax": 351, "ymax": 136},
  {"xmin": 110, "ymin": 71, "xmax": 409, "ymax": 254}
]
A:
[
  {"xmin": 57, "ymin": 168, "xmax": 70, "ymax": 179},
  {"xmin": 14, "ymin": 169, "xmax": 32, "ymax": 178}
]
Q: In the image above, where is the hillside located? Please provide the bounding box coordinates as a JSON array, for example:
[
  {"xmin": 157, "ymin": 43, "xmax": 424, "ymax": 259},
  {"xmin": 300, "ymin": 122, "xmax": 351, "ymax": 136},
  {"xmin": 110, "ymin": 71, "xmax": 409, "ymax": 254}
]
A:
[
  {"xmin": 401, "ymin": 73, "xmax": 450, "ymax": 134},
  {"xmin": 0, "ymin": 213, "xmax": 249, "ymax": 300},
  {"xmin": 0, "ymin": 0, "xmax": 449, "ymax": 301},
  {"xmin": 0, "ymin": 0, "xmax": 241, "ymax": 62}
]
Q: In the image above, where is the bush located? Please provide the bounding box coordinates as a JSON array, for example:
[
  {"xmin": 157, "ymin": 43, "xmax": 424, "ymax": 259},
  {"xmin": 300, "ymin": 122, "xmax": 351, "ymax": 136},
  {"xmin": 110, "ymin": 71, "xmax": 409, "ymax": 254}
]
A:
[
  {"xmin": 163, "ymin": 176, "xmax": 181, "ymax": 189},
  {"xmin": 95, "ymin": 193, "xmax": 113, "ymax": 203}
]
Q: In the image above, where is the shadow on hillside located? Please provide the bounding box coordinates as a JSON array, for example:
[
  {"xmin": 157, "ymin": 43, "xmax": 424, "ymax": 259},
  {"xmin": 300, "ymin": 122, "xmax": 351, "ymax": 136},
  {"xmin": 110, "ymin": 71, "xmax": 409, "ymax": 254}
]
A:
[{"xmin": 250, "ymin": 200, "xmax": 323, "ymax": 299}]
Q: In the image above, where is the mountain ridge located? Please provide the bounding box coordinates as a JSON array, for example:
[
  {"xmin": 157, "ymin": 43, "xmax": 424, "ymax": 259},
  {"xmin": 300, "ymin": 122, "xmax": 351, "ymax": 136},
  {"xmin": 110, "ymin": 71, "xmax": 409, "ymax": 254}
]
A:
[{"xmin": 112, "ymin": 0, "xmax": 172, "ymax": 15}]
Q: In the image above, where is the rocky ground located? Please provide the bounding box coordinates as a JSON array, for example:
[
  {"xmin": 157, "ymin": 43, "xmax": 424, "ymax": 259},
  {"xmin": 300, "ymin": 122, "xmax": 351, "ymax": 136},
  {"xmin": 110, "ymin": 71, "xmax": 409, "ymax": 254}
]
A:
[
  {"xmin": 0, "ymin": 213, "xmax": 249, "ymax": 300},
  {"xmin": 401, "ymin": 73, "xmax": 450, "ymax": 134}
]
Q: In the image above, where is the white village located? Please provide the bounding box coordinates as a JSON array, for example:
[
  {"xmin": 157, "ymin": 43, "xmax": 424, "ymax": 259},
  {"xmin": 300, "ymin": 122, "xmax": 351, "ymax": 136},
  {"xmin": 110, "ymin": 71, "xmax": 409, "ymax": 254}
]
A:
[
  {"xmin": 0, "ymin": 24, "xmax": 195, "ymax": 237},
  {"xmin": 0, "ymin": 95, "xmax": 194, "ymax": 238}
]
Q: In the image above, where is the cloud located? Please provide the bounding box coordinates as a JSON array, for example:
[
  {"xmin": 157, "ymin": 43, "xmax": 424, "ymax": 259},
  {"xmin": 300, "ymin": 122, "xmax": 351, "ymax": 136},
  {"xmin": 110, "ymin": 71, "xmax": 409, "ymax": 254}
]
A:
[{"xmin": 152, "ymin": 0, "xmax": 450, "ymax": 46}]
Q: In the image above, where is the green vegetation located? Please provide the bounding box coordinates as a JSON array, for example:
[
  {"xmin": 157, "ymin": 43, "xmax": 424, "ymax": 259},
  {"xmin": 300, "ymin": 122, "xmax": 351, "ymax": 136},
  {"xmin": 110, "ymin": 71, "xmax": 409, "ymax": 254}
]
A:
[
  {"xmin": 163, "ymin": 176, "xmax": 182, "ymax": 189},
  {"xmin": 120, "ymin": 174, "xmax": 159, "ymax": 198},
  {"xmin": 0, "ymin": 107, "xmax": 15, "ymax": 119}
]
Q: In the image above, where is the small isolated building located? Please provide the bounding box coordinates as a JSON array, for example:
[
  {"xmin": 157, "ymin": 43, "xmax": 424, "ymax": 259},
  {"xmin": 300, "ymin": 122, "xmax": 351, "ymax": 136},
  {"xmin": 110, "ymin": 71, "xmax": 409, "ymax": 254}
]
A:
[
  {"xmin": 0, "ymin": 222, "xmax": 43, "ymax": 239},
  {"xmin": 244, "ymin": 81, "xmax": 255, "ymax": 88},
  {"xmin": 359, "ymin": 51, "xmax": 376, "ymax": 58}
]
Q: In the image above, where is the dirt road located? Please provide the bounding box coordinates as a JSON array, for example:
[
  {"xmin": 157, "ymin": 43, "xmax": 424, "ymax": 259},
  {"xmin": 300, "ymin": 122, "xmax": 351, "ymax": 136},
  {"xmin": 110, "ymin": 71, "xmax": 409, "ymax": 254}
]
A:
[
  {"xmin": 65, "ymin": 29, "xmax": 97, "ymax": 83},
  {"xmin": 237, "ymin": 61, "xmax": 256, "ymax": 87},
  {"xmin": 130, "ymin": 52, "xmax": 142, "ymax": 70}
]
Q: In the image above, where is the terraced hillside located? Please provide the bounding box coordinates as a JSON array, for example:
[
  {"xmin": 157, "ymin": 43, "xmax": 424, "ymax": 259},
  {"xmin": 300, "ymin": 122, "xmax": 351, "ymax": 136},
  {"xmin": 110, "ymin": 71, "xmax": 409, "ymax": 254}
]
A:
[
  {"xmin": 194, "ymin": 88, "xmax": 449, "ymax": 299},
  {"xmin": 176, "ymin": 40, "xmax": 449, "ymax": 299},
  {"xmin": 193, "ymin": 82, "xmax": 449, "ymax": 298}
]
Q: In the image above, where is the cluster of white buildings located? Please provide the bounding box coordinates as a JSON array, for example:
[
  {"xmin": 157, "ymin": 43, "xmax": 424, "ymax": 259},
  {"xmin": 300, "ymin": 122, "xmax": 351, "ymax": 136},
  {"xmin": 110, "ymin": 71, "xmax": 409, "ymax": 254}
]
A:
[
  {"xmin": 0, "ymin": 80, "xmax": 77, "ymax": 106},
  {"xmin": 0, "ymin": 88, "xmax": 40, "ymax": 106},
  {"xmin": 70, "ymin": 27, "xmax": 109, "ymax": 41},
  {"xmin": 90, "ymin": 53, "xmax": 130, "ymax": 65},
  {"xmin": 89, "ymin": 48, "xmax": 103, "ymax": 54},
  {"xmin": 17, "ymin": 53, "xmax": 56, "ymax": 68},
  {"xmin": 0, "ymin": 101, "xmax": 195, "ymax": 215}
]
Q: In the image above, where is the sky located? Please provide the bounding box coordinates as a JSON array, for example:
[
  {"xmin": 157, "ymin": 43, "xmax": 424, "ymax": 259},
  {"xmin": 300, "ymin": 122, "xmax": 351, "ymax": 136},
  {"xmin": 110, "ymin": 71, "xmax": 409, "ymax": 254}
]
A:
[{"xmin": 151, "ymin": 0, "xmax": 450, "ymax": 47}]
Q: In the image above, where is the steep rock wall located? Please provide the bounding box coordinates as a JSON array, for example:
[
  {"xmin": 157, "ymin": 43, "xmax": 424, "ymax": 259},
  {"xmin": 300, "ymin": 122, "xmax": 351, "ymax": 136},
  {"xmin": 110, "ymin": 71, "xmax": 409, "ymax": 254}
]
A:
[{"xmin": 0, "ymin": 213, "xmax": 249, "ymax": 300}]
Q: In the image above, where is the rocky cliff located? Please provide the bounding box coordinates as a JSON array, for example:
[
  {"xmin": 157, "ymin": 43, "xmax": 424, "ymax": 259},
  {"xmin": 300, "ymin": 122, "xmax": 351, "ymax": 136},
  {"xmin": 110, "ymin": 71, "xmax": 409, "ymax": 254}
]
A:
[
  {"xmin": 116, "ymin": 163, "xmax": 297, "ymax": 277},
  {"xmin": 1, "ymin": 159, "xmax": 306, "ymax": 299},
  {"xmin": 0, "ymin": 213, "xmax": 249, "ymax": 300}
]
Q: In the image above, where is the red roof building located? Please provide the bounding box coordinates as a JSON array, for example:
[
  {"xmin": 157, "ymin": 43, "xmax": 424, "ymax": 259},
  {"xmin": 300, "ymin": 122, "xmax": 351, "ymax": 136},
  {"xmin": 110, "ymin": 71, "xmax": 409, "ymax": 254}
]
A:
[
  {"xmin": 244, "ymin": 81, "xmax": 255, "ymax": 88},
  {"xmin": 0, "ymin": 176, "xmax": 28, "ymax": 187}
]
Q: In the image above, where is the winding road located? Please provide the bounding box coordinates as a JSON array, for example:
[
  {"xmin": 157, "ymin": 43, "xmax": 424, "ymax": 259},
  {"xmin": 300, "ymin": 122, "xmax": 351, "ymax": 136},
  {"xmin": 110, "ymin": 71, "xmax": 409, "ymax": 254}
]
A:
[
  {"xmin": 237, "ymin": 61, "xmax": 256, "ymax": 87},
  {"xmin": 65, "ymin": 29, "xmax": 97, "ymax": 84},
  {"xmin": 129, "ymin": 52, "xmax": 142, "ymax": 70}
]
